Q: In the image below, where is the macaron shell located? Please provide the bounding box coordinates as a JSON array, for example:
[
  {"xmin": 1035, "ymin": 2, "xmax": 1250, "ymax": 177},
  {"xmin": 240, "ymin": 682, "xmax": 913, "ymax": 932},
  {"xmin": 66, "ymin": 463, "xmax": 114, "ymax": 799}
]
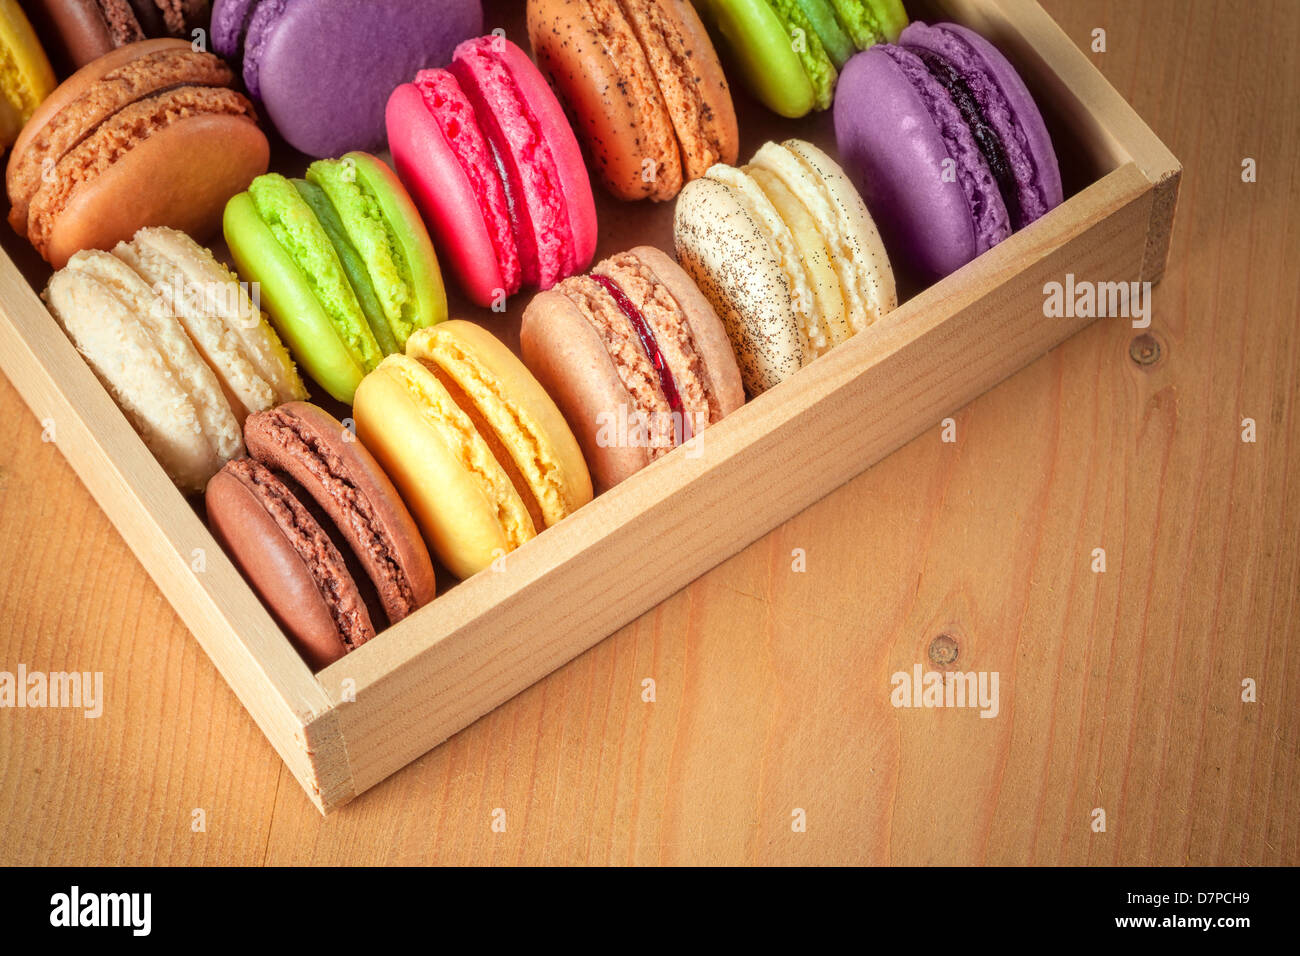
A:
[
  {"xmin": 6, "ymin": 39, "xmax": 234, "ymax": 236},
  {"xmin": 344, "ymin": 151, "xmax": 449, "ymax": 342},
  {"xmin": 628, "ymin": 244, "xmax": 745, "ymax": 418},
  {"xmin": 39, "ymin": 107, "xmax": 268, "ymax": 268},
  {"xmin": 491, "ymin": 36, "xmax": 598, "ymax": 274},
  {"xmin": 834, "ymin": 45, "xmax": 985, "ymax": 282},
  {"xmin": 210, "ymin": 0, "xmax": 256, "ymax": 58},
  {"xmin": 386, "ymin": 80, "xmax": 510, "ymax": 308},
  {"xmin": 45, "ymin": 249, "xmax": 242, "ymax": 492},
  {"xmin": 693, "ymin": 0, "xmax": 816, "ymax": 118},
  {"xmin": 22, "ymin": 0, "xmax": 126, "ymax": 73},
  {"xmin": 521, "ymin": 288, "xmax": 655, "ymax": 492},
  {"xmin": 244, "ymin": 402, "xmax": 438, "ymax": 623},
  {"xmin": 675, "ymin": 175, "xmax": 804, "ymax": 395},
  {"xmin": 760, "ymin": 139, "xmax": 897, "ymax": 328},
  {"xmin": 409, "ymin": 320, "xmax": 593, "ymax": 525},
  {"xmin": 114, "ymin": 225, "xmax": 307, "ymax": 418},
  {"xmin": 620, "ymin": 0, "xmax": 740, "ymax": 182},
  {"xmin": 245, "ymin": 0, "xmax": 484, "ymax": 157},
  {"xmin": 527, "ymin": 0, "xmax": 683, "ymax": 202},
  {"xmin": 205, "ymin": 462, "xmax": 369, "ymax": 671},
  {"xmin": 224, "ymin": 192, "xmax": 368, "ymax": 403},
  {"xmin": 353, "ymin": 354, "xmax": 536, "ymax": 580}
]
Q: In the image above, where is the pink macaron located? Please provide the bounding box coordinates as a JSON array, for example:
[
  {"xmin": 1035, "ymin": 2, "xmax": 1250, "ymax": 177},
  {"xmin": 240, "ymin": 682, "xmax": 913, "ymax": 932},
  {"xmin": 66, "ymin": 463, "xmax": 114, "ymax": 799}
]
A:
[{"xmin": 386, "ymin": 35, "xmax": 597, "ymax": 308}]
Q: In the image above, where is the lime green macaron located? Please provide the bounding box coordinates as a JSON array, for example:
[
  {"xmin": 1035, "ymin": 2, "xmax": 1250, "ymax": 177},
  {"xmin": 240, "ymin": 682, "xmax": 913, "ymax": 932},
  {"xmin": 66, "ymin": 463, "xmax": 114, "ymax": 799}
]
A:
[
  {"xmin": 695, "ymin": 0, "xmax": 909, "ymax": 117},
  {"xmin": 224, "ymin": 151, "xmax": 447, "ymax": 403}
]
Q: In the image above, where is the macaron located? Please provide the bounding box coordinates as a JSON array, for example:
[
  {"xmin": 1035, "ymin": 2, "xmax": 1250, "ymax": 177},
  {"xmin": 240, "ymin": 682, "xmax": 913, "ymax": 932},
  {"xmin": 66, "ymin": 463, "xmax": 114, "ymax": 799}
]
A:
[
  {"xmin": 0, "ymin": 0, "xmax": 56, "ymax": 149},
  {"xmin": 693, "ymin": 0, "xmax": 908, "ymax": 117},
  {"xmin": 210, "ymin": 0, "xmax": 482, "ymax": 157},
  {"xmin": 42, "ymin": 230, "xmax": 306, "ymax": 493},
  {"xmin": 206, "ymin": 402, "xmax": 437, "ymax": 670},
  {"xmin": 834, "ymin": 21, "xmax": 1063, "ymax": 282},
  {"xmin": 114, "ymin": 226, "xmax": 307, "ymax": 420},
  {"xmin": 526, "ymin": 0, "xmax": 739, "ymax": 202},
  {"xmin": 521, "ymin": 246, "xmax": 745, "ymax": 491},
  {"xmin": 22, "ymin": 0, "xmax": 210, "ymax": 74},
  {"xmin": 224, "ymin": 152, "xmax": 447, "ymax": 404},
  {"xmin": 386, "ymin": 35, "xmax": 598, "ymax": 308},
  {"xmin": 5, "ymin": 39, "xmax": 268, "ymax": 268},
  {"xmin": 353, "ymin": 321, "xmax": 593, "ymax": 580},
  {"xmin": 674, "ymin": 139, "xmax": 896, "ymax": 395}
]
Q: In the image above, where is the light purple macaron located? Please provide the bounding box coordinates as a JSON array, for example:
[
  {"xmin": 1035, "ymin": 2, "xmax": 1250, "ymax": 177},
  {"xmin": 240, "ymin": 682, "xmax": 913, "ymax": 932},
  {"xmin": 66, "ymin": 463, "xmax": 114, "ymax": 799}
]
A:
[
  {"xmin": 210, "ymin": 0, "xmax": 483, "ymax": 157},
  {"xmin": 834, "ymin": 21, "xmax": 1063, "ymax": 283}
]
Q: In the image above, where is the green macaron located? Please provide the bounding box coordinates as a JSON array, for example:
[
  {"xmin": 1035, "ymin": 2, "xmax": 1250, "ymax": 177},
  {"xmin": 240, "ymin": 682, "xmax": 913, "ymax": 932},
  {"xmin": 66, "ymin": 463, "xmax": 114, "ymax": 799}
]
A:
[
  {"xmin": 224, "ymin": 152, "xmax": 447, "ymax": 404},
  {"xmin": 696, "ymin": 0, "xmax": 909, "ymax": 116}
]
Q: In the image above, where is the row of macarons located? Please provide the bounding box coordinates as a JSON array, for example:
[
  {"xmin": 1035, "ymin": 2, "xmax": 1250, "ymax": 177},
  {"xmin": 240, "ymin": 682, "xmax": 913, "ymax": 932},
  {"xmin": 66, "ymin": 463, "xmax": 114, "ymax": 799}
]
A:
[
  {"xmin": 3, "ymin": 1, "xmax": 909, "ymax": 159},
  {"xmin": 44, "ymin": 220, "xmax": 741, "ymax": 667},
  {"xmin": 4, "ymin": 1, "xmax": 1062, "ymax": 289}
]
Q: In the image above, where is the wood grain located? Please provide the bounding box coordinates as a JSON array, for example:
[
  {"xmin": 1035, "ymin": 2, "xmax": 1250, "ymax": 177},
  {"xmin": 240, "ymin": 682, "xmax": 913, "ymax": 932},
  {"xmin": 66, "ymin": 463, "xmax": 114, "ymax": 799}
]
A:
[{"xmin": 1, "ymin": 0, "xmax": 1297, "ymax": 863}]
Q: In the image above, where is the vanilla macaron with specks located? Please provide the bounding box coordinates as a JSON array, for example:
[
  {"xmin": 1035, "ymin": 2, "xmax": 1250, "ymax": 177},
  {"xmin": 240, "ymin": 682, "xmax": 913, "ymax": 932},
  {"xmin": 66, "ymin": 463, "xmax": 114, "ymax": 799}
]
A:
[{"xmin": 674, "ymin": 139, "xmax": 897, "ymax": 395}]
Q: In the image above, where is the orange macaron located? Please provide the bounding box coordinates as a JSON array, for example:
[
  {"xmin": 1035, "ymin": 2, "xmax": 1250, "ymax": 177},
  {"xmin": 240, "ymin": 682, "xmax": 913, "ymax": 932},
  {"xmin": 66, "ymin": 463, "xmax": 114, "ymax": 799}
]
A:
[
  {"xmin": 6, "ymin": 38, "xmax": 268, "ymax": 267},
  {"xmin": 526, "ymin": 0, "xmax": 738, "ymax": 202}
]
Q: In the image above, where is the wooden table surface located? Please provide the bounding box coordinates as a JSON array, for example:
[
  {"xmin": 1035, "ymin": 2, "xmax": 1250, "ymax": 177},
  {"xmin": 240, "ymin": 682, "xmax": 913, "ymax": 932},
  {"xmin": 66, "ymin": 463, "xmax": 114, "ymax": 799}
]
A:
[{"xmin": 2, "ymin": 0, "xmax": 1297, "ymax": 866}]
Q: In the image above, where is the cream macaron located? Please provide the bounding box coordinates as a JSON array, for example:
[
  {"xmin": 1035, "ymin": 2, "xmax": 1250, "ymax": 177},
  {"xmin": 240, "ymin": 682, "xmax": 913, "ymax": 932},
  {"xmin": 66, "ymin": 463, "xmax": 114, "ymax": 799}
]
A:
[
  {"xmin": 44, "ymin": 227, "xmax": 306, "ymax": 492},
  {"xmin": 674, "ymin": 139, "xmax": 897, "ymax": 394}
]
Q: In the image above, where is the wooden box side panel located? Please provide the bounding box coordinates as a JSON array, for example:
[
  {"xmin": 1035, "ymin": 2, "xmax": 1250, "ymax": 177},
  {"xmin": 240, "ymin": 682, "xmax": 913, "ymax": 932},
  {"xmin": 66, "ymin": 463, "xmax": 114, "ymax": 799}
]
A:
[
  {"xmin": 0, "ymin": 260, "xmax": 345, "ymax": 810},
  {"xmin": 321, "ymin": 164, "xmax": 1155, "ymax": 804}
]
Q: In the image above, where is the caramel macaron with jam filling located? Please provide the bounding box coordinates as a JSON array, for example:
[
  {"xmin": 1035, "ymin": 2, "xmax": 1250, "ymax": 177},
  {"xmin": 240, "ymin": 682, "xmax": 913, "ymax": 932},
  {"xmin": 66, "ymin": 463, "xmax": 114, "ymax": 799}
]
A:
[
  {"xmin": 6, "ymin": 38, "xmax": 268, "ymax": 268},
  {"xmin": 521, "ymin": 245, "xmax": 745, "ymax": 492}
]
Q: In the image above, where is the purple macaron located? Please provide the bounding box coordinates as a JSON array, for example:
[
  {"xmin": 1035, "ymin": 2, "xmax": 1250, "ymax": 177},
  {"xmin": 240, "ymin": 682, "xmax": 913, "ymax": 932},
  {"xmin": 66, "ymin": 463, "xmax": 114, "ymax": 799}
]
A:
[
  {"xmin": 834, "ymin": 21, "xmax": 1063, "ymax": 283},
  {"xmin": 210, "ymin": 0, "xmax": 483, "ymax": 157}
]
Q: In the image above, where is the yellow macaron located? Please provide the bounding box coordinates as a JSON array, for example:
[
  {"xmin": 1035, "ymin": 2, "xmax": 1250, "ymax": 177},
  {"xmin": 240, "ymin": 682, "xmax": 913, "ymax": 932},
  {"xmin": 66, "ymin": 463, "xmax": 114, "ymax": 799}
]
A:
[
  {"xmin": 354, "ymin": 320, "xmax": 593, "ymax": 579},
  {"xmin": 0, "ymin": 0, "xmax": 56, "ymax": 148}
]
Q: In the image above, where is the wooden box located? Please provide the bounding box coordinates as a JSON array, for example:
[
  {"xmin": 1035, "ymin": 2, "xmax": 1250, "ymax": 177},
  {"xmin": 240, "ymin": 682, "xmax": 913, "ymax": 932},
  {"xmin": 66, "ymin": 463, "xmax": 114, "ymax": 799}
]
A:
[{"xmin": 0, "ymin": 0, "xmax": 1179, "ymax": 813}]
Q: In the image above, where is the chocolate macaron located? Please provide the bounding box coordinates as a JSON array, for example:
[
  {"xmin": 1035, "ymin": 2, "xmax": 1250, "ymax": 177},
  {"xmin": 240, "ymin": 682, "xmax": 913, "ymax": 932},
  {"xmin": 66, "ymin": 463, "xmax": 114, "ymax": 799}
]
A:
[
  {"xmin": 25, "ymin": 0, "xmax": 210, "ymax": 74},
  {"xmin": 206, "ymin": 402, "xmax": 436, "ymax": 670},
  {"xmin": 6, "ymin": 38, "xmax": 267, "ymax": 267},
  {"xmin": 521, "ymin": 245, "xmax": 744, "ymax": 491}
]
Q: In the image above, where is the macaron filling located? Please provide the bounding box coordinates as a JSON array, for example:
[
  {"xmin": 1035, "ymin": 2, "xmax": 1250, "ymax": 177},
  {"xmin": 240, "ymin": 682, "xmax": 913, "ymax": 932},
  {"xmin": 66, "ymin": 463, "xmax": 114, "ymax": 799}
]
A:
[
  {"xmin": 451, "ymin": 38, "xmax": 575, "ymax": 289},
  {"xmin": 292, "ymin": 178, "xmax": 399, "ymax": 356},
  {"xmin": 590, "ymin": 273, "xmax": 687, "ymax": 437},
  {"xmin": 880, "ymin": 44, "xmax": 1010, "ymax": 252},
  {"xmin": 903, "ymin": 26, "xmax": 1051, "ymax": 227},
  {"xmin": 413, "ymin": 69, "xmax": 522, "ymax": 295},
  {"xmin": 224, "ymin": 457, "xmax": 374, "ymax": 650},
  {"xmin": 910, "ymin": 47, "xmax": 1021, "ymax": 227}
]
